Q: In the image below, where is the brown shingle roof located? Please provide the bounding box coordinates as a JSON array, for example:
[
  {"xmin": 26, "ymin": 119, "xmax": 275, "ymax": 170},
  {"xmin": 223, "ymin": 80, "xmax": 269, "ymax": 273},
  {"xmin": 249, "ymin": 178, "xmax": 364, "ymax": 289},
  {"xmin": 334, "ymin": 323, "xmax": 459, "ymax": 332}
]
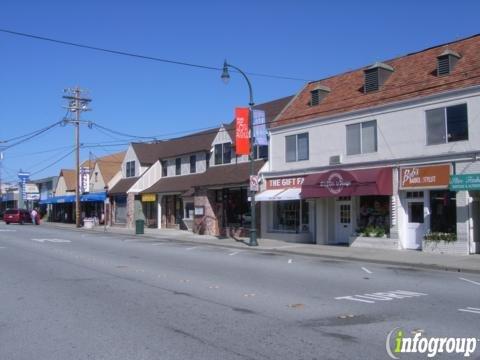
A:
[
  {"xmin": 59, "ymin": 169, "xmax": 76, "ymax": 191},
  {"xmin": 142, "ymin": 160, "xmax": 265, "ymax": 194},
  {"xmin": 132, "ymin": 129, "xmax": 218, "ymax": 166},
  {"xmin": 109, "ymin": 177, "xmax": 139, "ymax": 195},
  {"xmin": 96, "ymin": 152, "xmax": 125, "ymax": 184},
  {"xmin": 274, "ymin": 34, "xmax": 480, "ymax": 128}
]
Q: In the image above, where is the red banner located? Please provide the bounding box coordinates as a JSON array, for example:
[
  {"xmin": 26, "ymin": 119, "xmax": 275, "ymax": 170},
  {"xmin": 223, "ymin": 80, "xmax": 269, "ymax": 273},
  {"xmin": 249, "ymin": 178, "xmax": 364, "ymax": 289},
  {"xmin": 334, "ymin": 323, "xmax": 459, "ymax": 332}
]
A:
[{"xmin": 235, "ymin": 107, "xmax": 250, "ymax": 156}]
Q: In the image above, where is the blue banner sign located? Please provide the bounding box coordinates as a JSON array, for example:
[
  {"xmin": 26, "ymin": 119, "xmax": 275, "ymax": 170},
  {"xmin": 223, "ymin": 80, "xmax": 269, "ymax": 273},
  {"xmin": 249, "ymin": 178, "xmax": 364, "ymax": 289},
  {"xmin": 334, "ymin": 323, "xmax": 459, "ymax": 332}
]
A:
[{"xmin": 252, "ymin": 109, "xmax": 268, "ymax": 146}]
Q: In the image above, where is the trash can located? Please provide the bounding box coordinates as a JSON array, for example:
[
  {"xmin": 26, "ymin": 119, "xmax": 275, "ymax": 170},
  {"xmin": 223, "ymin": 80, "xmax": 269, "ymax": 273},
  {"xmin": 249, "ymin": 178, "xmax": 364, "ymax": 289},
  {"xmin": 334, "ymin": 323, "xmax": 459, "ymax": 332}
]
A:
[
  {"xmin": 84, "ymin": 218, "xmax": 94, "ymax": 229},
  {"xmin": 135, "ymin": 219, "xmax": 144, "ymax": 235}
]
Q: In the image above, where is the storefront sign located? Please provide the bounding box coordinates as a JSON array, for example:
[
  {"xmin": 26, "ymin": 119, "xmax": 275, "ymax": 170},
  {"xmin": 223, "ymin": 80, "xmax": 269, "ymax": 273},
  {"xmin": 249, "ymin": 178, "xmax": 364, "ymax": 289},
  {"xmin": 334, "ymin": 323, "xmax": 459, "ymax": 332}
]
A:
[
  {"xmin": 18, "ymin": 171, "xmax": 30, "ymax": 201},
  {"xmin": 235, "ymin": 107, "xmax": 250, "ymax": 156},
  {"xmin": 400, "ymin": 164, "xmax": 450, "ymax": 189},
  {"xmin": 301, "ymin": 168, "xmax": 393, "ymax": 198},
  {"xmin": 141, "ymin": 194, "xmax": 156, "ymax": 202},
  {"xmin": 449, "ymin": 174, "xmax": 480, "ymax": 191},
  {"xmin": 266, "ymin": 176, "xmax": 305, "ymax": 189}
]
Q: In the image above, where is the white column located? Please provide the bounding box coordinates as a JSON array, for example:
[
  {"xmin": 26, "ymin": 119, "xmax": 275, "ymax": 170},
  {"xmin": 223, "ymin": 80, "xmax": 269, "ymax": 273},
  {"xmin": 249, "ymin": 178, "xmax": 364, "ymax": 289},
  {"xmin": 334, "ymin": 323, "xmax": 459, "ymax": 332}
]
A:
[{"xmin": 157, "ymin": 195, "xmax": 162, "ymax": 229}]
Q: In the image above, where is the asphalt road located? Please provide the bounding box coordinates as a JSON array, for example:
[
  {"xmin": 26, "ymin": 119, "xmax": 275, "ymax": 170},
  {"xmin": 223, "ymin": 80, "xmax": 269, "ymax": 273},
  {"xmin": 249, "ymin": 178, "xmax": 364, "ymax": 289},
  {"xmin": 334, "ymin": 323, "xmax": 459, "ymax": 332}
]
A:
[{"xmin": 0, "ymin": 222, "xmax": 479, "ymax": 360}]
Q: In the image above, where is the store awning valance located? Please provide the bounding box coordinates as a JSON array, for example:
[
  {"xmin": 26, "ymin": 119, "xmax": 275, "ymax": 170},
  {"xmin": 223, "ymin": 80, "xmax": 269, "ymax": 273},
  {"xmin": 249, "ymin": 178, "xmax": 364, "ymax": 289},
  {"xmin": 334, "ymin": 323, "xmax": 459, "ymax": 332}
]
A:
[
  {"xmin": 39, "ymin": 192, "xmax": 106, "ymax": 204},
  {"xmin": 255, "ymin": 188, "xmax": 301, "ymax": 201},
  {"xmin": 301, "ymin": 168, "xmax": 392, "ymax": 198}
]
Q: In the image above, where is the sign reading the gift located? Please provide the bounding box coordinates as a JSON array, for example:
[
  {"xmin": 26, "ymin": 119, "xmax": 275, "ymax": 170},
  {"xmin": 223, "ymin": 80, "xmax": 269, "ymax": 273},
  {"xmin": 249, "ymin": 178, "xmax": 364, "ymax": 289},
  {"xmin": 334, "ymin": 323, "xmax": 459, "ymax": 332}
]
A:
[
  {"xmin": 267, "ymin": 176, "xmax": 305, "ymax": 189},
  {"xmin": 400, "ymin": 164, "xmax": 450, "ymax": 189}
]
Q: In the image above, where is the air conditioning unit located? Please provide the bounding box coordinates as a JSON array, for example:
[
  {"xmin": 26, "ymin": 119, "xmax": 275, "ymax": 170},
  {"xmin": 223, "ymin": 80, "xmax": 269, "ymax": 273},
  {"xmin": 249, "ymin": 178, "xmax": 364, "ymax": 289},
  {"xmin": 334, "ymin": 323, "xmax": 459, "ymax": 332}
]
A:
[{"xmin": 329, "ymin": 155, "xmax": 342, "ymax": 165}]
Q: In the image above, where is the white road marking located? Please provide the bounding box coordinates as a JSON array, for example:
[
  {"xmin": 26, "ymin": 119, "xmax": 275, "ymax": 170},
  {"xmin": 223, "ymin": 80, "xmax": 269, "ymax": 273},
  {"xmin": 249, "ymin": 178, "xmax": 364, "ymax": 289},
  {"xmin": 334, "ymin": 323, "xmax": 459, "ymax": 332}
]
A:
[
  {"xmin": 459, "ymin": 277, "xmax": 480, "ymax": 286},
  {"xmin": 335, "ymin": 290, "xmax": 428, "ymax": 304},
  {"xmin": 185, "ymin": 246, "xmax": 197, "ymax": 251},
  {"xmin": 458, "ymin": 307, "xmax": 480, "ymax": 315},
  {"xmin": 31, "ymin": 238, "xmax": 71, "ymax": 243},
  {"xmin": 228, "ymin": 251, "xmax": 240, "ymax": 256},
  {"xmin": 288, "ymin": 259, "xmax": 293, "ymax": 264},
  {"xmin": 361, "ymin": 267, "xmax": 372, "ymax": 274},
  {"xmin": 0, "ymin": 229, "xmax": 16, "ymax": 232}
]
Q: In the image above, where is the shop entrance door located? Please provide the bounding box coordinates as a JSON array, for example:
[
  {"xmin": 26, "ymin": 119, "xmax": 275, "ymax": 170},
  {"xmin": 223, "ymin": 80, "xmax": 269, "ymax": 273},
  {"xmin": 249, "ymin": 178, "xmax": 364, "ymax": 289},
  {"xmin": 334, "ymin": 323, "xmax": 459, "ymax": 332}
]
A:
[
  {"xmin": 405, "ymin": 191, "xmax": 425, "ymax": 250},
  {"xmin": 335, "ymin": 198, "xmax": 352, "ymax": 244}
]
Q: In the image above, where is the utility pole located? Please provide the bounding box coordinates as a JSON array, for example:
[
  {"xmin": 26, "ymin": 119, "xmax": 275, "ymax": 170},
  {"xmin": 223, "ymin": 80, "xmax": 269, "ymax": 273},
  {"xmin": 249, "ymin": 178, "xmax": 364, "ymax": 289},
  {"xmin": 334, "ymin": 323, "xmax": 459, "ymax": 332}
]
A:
[{"xmin": 63, "ymin": 87, "xmax": 92, "ymax": 228}]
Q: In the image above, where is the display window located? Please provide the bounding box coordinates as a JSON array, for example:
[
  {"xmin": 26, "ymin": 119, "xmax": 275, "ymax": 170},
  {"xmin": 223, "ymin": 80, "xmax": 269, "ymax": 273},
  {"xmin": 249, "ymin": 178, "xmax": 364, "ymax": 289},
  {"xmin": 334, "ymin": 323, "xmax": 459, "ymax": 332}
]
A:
[
  {"xmin": 272, "ymin": 200, "xmax": 309, "ymax": 232},
  {"xmin": 357, "ymin": 195, "xmax": 390, "ymax": 235},
  {"xmin": 429, "ymin": 190, "xmax": 456, "ymax": 233}
]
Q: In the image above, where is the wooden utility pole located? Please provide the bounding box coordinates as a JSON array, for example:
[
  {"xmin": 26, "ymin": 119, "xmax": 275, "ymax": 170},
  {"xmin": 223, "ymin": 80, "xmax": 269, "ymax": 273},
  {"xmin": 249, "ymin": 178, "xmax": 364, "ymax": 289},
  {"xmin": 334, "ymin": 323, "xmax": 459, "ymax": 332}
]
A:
[{"xmin": 63, "ymin": 87, "xmax": 92, "ymax": 228}]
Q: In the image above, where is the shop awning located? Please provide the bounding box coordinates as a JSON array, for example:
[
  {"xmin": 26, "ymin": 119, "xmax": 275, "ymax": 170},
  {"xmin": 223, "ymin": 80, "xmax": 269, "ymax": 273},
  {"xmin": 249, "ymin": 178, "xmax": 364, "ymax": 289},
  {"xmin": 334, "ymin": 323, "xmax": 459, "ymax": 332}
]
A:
[
  {"xmin": 255, "ymin": 188, "xmax": 301, "ymax": 201},
  {"xmin": 301, "ymin": 168, "xmax": 392, "ymax": 198},
  {"xmin": 39, "ymin": 192, "xmax": 107, "ymax": 204}
]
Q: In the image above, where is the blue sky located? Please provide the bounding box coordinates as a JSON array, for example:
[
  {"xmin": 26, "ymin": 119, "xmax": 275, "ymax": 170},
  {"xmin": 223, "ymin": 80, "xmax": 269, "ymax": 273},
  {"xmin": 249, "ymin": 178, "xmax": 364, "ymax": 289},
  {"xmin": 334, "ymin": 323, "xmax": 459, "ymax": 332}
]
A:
[{"xmin": 1, "ymin": 0, "xmax": 479, "ymax": 182}]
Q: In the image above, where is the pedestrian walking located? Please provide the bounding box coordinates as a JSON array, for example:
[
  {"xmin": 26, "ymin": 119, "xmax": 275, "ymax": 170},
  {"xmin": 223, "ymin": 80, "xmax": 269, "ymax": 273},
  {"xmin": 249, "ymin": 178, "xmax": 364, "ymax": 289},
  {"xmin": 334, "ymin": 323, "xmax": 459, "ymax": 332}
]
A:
[{"xmin": 30, "ymin": 208, "xmax": 37, "ymax": 225}]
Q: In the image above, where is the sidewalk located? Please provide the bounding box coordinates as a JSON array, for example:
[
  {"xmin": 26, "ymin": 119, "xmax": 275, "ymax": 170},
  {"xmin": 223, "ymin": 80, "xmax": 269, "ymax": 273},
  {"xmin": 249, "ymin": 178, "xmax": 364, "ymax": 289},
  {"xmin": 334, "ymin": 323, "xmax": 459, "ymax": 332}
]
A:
[{"xmin": 43, "ymin": 222, "xmax": 480, "ymax": 274}]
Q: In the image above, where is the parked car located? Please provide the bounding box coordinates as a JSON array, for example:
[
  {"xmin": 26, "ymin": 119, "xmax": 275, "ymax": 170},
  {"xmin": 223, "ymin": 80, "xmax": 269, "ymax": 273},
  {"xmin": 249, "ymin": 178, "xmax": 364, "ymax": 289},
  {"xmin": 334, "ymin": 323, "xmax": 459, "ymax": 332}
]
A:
[{"xmin": 3, "ymin": 209, "xmax": 32, "ymax": 225}]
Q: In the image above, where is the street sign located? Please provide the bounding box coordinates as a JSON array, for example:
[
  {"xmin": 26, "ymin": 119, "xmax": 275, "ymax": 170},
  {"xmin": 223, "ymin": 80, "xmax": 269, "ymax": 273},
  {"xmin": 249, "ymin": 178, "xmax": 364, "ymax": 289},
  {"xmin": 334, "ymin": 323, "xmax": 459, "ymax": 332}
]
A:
[
  {"xmin": 449, "ymin": 174, "xmax": 480, "ymax": 191},
  {"xmin": 250, "ymin": 175, "xmax": 259, "ymax": 192}
]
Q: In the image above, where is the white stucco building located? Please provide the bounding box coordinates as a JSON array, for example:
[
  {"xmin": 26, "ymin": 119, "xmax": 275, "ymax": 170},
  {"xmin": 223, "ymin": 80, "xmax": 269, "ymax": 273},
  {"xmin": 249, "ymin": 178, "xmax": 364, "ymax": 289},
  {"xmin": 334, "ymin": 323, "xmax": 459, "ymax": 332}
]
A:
[{"xmin": 258, "ymin": 34, "xmax": 480, "ymax": 254}]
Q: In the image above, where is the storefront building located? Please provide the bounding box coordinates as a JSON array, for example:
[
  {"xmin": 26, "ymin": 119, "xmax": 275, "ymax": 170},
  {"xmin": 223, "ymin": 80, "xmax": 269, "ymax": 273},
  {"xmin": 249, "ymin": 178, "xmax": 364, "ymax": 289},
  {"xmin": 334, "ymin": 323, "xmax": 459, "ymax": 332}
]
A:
[{"xmin": 260, "ymin": 34, "xmax": 480, "ymax": 254}]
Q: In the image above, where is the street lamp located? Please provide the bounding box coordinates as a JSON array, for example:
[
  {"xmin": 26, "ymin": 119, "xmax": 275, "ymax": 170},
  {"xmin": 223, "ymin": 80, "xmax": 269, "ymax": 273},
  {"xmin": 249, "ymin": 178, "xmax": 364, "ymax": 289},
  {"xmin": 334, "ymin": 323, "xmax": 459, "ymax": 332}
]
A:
[{"xmin": 221, "ymin": 60, "xmax": 258, "ymax": 247}]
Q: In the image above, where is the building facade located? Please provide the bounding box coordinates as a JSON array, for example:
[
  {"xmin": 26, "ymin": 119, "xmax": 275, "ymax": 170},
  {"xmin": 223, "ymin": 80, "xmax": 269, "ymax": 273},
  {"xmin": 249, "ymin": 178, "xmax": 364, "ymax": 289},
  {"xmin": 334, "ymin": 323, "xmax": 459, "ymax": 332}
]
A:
[{"xmin": 258, "ymin": 34, "xmax": 480, "ymax": 254}]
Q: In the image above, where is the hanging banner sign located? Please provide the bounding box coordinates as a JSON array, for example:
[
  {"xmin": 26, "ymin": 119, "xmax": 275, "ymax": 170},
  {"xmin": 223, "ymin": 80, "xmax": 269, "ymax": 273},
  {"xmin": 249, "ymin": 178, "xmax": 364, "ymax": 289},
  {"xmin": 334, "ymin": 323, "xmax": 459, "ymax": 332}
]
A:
[
  {"xmin": 80, "ymin": 167, "xmax": 90, "ymax": 193},
  {"xmin": 250, "ymin": 175, "xmax": 259, "ymax": 192},
  {"xmin": 253, "ymin": 109, "xmax": 268, "ymax": 146},
  {"xmin": 235, "ymin": 107, "xmax": 250, "ymax": 155}
]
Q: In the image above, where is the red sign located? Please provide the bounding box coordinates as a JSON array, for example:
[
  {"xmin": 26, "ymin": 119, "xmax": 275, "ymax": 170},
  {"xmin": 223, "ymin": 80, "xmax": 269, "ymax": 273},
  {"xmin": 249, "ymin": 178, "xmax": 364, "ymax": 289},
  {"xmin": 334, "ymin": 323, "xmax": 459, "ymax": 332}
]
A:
[
  {"xmin": 235, "ymin": 107, "xmax": 250, "ymax": 156},
  {"xmin": 266, "ymin": 176, "xmax": 305, "ymax": 189},
  {"xmin": 301, "ymin": 168, "xmax": 392, "ymax": 198}
]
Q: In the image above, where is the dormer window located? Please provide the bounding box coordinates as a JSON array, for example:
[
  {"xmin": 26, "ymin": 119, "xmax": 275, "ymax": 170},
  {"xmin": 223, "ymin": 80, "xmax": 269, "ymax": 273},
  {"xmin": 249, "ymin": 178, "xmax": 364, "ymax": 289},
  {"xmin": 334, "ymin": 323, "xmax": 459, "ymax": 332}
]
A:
[
  {"xmin": 437, "ymin": 49, "xmax": 461, "ymax": 76},
  {"xmin": 310, "ymin": 85, "xmax": 331, "ymax": 106},
  {"xmin": 364, "ymin": 62, "xmax": 394, "ymax": 93}
]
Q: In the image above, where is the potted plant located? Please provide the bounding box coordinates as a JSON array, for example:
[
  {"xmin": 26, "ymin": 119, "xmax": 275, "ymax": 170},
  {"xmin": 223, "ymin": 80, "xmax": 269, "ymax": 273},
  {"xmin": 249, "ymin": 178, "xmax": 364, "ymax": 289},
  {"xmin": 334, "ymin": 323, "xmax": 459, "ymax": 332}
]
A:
[{"xmin": 422, "ymin": 231, "xmax": 457, "ymax": 253}]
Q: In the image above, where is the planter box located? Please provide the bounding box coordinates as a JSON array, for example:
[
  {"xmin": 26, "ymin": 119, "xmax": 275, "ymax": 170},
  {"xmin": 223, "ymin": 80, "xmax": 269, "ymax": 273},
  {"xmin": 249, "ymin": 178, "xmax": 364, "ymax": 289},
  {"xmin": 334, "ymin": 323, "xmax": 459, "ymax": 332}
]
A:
[
  {"xmin": 422, "ymin": 240, "xmax": 465, "ymax": 255},
  {"xmin": 349, "ymin": 236, "xmax": 399, "ymax": 250}
]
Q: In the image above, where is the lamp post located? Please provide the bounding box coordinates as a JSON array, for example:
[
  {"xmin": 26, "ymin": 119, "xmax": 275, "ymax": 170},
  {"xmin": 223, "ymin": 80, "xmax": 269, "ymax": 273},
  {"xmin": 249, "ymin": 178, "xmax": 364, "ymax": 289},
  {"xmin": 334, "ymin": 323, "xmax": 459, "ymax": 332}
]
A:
[{"xmin": 221, "ymin": 60, "xmax": 258, "ymax": 246}]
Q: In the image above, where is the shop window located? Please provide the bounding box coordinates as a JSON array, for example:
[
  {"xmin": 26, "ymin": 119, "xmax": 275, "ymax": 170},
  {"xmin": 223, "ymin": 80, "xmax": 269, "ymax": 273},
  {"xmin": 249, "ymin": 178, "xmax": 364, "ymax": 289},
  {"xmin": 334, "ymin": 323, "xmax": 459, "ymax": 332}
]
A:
[
  {"xmin": 430, "ymin": 190, "xmax": 456, "ymax": 233},
  {"xmin": 406, "ymin": 191, "xmax": 424, "ymax": 199},
  {"xmin": 223, "ymin": 188, "xmax": 249, "ymax": 226},
  {"xmin": 357, "ymin": 195, "xmax": 390, "ymax": 234},
  {"xmin": 285, "ymin": 133, "xmax": 309, "ymax": 162},
  {"xmin": 126, "ymin": 161, "xmax": 135, "ymax": 178},
  {"xmin": 426, "ymin": 104, "xmax": 468, "ymax": 145},
  {"xmin": 272, "ymin": 200, "xmax": 309, "ymax": 232},
  {"xmin": 214, "ymin": 143, "xmax": 232, "ymax": 165},
  {"xmin": 346, "ymin": 120, "xmax": 377, "ymax": 155},
  {"xmin": 185, "ymin": 203, "xmax": 194, "ymax": 219}
]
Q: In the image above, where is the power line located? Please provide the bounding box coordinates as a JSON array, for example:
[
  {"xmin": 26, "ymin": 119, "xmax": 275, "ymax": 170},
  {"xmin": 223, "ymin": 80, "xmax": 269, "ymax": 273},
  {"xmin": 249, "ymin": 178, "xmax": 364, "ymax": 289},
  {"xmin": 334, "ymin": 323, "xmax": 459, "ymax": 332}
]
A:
[
  {"xmin": 1, "ymin": 119, "xmax": 65, "ymax": 151},
  {"xmin": 30, "ymin": 148, "xmax": 76, "ymax": 176},
  {"xmin": 0, "ymin": 28, "xmax": 311, "ymax": 82}
]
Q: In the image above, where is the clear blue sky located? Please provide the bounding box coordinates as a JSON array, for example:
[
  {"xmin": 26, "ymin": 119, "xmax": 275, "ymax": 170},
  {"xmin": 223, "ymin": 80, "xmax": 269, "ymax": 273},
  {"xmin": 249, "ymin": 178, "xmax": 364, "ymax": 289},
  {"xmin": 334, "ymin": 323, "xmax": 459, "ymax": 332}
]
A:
[{"xmin": 1, "ymin": 0, "xmax": 479, "ymax": 182}]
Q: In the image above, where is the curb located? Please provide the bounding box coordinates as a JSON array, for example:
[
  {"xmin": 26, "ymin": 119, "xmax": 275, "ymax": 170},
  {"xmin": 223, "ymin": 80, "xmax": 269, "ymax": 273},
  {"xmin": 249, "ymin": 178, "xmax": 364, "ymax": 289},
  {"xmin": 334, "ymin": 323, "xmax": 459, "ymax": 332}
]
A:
[{"xmin": 42, "ymin": 223, "xmax": 480, "ymax": 275}]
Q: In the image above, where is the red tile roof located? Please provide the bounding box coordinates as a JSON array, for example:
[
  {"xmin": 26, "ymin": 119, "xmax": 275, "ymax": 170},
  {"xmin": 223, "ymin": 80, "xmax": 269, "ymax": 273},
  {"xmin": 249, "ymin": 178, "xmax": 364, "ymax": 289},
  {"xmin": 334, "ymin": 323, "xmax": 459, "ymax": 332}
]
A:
[{"xmin": 274, "ymin": 34, "xmax": 480, "ymax": 128}]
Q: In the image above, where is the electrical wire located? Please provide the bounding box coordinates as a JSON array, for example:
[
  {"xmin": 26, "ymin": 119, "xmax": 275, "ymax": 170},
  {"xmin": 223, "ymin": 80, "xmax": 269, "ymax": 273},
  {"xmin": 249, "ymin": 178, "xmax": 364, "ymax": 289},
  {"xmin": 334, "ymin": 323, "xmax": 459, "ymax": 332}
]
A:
[
  {"xmin": 0, "ymin": 28, "xmax": 310, "ymax": 82},
  {"xmin": 1, "ymin": 120, "xmax": 65, "ymax": 151},
  {"xmin": 30, "ymin": 148, "xmax": 76, "ymax": 176}
]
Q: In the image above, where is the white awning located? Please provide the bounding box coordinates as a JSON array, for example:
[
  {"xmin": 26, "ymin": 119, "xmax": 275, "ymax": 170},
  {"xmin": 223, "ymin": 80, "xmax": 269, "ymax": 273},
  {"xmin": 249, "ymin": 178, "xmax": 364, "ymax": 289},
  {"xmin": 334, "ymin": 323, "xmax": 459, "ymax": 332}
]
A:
[{"xmin": 255, "ymin": 188, "xmax": 301, "ymax": 201}]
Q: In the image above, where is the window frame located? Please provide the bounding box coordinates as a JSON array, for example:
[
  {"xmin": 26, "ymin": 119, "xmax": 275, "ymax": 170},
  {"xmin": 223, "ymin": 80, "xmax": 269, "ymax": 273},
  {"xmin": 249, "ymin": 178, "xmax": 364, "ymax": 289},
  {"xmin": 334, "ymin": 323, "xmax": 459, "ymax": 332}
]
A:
[
  {"xmin": 175, "ymin": 158, "xmax": 181, "ymax": 176},
  {"xmin": 285, "ymin": 133, "xmax": 309, "ymax": 163},
  {"xmin": 161, "ymin": 160, "xmax": 167, "ymax": 177},
  {"xmin": 346, "ymin": 120, "xmax": 378, "ymax": 156},
  {"xmin": 425, "ymin": 103, "xmax": 468, "ymax": 146},
  {"xmin": 190, "ymin": 155, "xmax": 196, "ymax": 174},
  {"xmin": 125, "ymin": 161, "xmax": 136, "ymax": 178},
  {"xmin": 214, "ymin": 143, "xmax": 232, "ymax": 165}
]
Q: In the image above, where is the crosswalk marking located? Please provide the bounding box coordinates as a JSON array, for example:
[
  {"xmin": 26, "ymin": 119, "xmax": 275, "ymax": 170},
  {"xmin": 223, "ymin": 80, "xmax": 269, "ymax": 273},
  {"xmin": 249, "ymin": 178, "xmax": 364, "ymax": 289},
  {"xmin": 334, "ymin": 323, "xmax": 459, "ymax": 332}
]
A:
[
  {"xmin": 335, "ymin": 290, "xmax": 428, "ymax": 304},
  {"xmin": 459, "ymin": 277, "xmax": 480, "ymax": 286},
  {"xmin": 458, "ymin": 307, "xmax": 480, "ymax": 315}
]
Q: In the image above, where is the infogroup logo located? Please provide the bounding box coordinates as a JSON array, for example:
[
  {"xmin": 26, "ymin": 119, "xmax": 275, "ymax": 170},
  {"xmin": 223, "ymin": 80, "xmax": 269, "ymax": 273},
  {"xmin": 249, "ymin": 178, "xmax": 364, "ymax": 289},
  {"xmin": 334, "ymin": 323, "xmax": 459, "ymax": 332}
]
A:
[{"xmin": 386, "ymin": 328, "xmax": 478, "ymax": 358}]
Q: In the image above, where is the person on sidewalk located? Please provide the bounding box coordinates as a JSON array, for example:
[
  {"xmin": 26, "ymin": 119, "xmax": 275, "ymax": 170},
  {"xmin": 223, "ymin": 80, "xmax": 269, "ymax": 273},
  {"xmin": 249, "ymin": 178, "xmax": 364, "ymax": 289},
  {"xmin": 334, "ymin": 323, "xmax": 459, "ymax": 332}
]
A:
[{"xmin": 31, "ymin": 208, "xmax": 37, "ymax": 225}]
